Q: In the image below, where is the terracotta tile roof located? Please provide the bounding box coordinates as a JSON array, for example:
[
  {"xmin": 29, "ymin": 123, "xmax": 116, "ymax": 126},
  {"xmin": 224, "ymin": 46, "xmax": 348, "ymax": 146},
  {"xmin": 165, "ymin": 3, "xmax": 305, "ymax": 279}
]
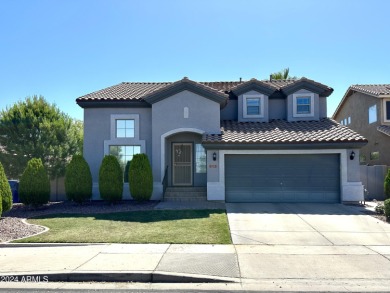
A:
[
  {"xmin": 77, "ymin": 77, "xmax": 332, "ymax": 102},
  {"xmin": 77, "ymin": 82, "xmax": 172, "ymax": 102},
  {"xmin": 377, "ymin": 125, "xmax": 390, "ymax": 137},
  {"xmin": 202, "ymin": 118, "xmax": 367, "ymax": 144},
  {"xmin": 350, "ymin": 84, "xmax": 390, "ymax": 97}
]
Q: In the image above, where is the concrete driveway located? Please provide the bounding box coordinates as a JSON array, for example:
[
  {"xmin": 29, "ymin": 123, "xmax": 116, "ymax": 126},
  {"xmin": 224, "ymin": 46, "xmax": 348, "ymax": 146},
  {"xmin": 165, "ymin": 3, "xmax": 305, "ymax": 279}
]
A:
[{"xmin": 226, "ymin": 203, "xmax": 390, "ymax": 245}]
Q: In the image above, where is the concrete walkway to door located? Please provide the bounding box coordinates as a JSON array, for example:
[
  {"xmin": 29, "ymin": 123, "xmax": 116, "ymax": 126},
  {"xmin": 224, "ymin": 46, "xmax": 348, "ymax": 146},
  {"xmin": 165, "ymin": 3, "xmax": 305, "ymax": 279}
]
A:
[{"xmin": 226, "ymin": 203, "xmax": 390, "ymax": 245}]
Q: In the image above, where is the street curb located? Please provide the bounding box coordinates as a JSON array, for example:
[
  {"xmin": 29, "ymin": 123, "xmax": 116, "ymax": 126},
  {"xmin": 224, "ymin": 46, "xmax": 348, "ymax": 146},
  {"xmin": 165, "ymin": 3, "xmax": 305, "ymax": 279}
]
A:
[
  {"xmin": 0, "ymin": 243, "xmax": 107, "ymax": 248},
  {"xmin": 1, "ymin": 272, "xmax": 238, "ymax": 283}
]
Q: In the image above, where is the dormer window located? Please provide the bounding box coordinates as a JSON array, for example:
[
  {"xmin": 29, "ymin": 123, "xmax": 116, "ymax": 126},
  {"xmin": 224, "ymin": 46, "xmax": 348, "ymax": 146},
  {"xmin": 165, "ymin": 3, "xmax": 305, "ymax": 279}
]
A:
[
  {"xmin": 243, "ymin": 94, "xmax": 264, "ymax": 118},
  {"xmin": 293, "ymin": 93, "xmax": 314, "ymax": 117}
]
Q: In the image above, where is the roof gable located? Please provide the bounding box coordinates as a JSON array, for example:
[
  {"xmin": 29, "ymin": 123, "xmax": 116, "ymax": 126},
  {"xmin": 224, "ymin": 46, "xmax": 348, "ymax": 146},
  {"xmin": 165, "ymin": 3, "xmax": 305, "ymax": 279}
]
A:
[
  {"xmin": 231, "ymin": 78, "xmax": 276, "ymax": 96},
  {"xmin": 143, "ymin": 77, "xmax": 228, "ymax": 105},
  {"xmin": 281, "ymin": 77, "xmax": 333, "ymax": 97},
  {"xmin": 333, "ymin": 84, "xmax": 390, "ymax": 118}
]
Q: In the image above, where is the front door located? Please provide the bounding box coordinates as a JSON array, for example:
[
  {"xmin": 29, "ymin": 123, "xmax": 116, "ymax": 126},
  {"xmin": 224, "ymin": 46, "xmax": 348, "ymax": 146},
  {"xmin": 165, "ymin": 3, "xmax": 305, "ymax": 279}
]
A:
[{"xmin": 172, "ymin": 143, "xmax": 193, "ymax": 186}]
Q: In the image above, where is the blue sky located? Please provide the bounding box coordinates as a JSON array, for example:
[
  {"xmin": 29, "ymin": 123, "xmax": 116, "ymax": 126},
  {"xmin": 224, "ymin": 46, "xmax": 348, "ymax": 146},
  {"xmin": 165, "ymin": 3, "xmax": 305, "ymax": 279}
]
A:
[{"xmin": 1, "ymin": 0, "xmax": 389, "ymax": 121}]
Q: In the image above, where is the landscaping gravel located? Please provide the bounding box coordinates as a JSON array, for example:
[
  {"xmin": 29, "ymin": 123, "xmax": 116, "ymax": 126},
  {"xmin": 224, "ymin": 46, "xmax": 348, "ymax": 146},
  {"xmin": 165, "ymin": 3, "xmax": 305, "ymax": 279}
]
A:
[
  {"xmin": 0, "ymin": 217, "xmax": 45, "ymax": 243},
  {"xmin": 1, "ymin": 200, "xmax": 159, "ymax": 243}
]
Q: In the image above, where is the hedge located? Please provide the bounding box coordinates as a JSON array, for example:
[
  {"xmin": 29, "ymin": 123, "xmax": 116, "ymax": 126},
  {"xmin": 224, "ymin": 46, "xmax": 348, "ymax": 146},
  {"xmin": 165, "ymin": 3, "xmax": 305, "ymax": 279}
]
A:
[
  {"xmin": 129, "ymin": 154, "xmax": 153, "ymax": 201},
  {"xmin": 19, "ymin": 158, "xmax": 50, "ymax": 206},
  {"xmin": 99, "ymin": 155, "xmax": 123, "ymax": 202},
  {"xmin": 65, "ymin": 155, "xmax": 92, "ymax": 203}
]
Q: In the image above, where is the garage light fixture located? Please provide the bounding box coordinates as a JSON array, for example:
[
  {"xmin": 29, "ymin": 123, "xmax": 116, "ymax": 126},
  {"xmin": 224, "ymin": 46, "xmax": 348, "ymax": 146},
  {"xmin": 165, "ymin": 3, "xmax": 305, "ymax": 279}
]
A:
[
  {"xmin": 213, "ymin": 152, "xmax": 217, "ymax": 161},
  {"xmin": 350, "ymin": 151, "xmax": 355, "ymax": 160}
]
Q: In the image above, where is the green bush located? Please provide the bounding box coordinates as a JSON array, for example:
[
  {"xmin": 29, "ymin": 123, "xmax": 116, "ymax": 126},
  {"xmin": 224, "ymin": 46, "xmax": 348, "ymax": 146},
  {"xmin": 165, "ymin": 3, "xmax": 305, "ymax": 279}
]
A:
[
  {"xmin": 65, "ymin": 155, "xmax": 92, "ymax": 203},
  {"xmin": 385, "ymin": 169, "xmax": 390, "ymax": 199},
  {"xmin": 124, "ymin": 161, "xmax": 131, "ymax": 183},
  {"xmin": 129, "ymin": 154, "xmax": 153, "ymax": 201},
  {"xmin": 99, "ymin": 155, "xmax": 123, "ymax": 202},
  {"xmin": 19, "ymin": 158, "xmax": 50, "ymax": 206},
  {"xmin": 375, "ymin": 203, "xmax": 385, "ymax": 215},
  {"xmin": 384, "ymin": 199, "xmax": 390, "ymax": 219},
  {"xmin": 0, "ymin": 162, "xmax": 12, "ymax": 215}
]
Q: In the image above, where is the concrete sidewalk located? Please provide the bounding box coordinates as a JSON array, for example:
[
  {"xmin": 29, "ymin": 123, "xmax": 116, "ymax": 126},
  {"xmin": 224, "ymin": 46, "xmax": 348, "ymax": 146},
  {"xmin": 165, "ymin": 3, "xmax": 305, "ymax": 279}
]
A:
[{"xmin": 2, "ymin": 243, "xmax": 390, "ymax": 291}]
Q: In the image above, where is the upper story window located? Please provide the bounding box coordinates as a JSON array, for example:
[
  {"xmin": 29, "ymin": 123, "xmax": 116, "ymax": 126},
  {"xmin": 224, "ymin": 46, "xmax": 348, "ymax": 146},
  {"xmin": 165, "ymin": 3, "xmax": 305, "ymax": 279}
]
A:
[
  {"xmin": 293, "ymin": 93, "xmax": 314, "ymax": 117},
  {"xmin": 243, "ymin": 94, "xmax": 264, "ymax": 118},
  {"xmin": 116, "ymin": 119, "xmax": 134, "ymax": 138},
  {"xmin": 384, "ymin": 99, "xmax": 390, "ymax": 122},
  {"xmin": 368, "ymin": 104, "xmax": 377, "ymax": 124}
]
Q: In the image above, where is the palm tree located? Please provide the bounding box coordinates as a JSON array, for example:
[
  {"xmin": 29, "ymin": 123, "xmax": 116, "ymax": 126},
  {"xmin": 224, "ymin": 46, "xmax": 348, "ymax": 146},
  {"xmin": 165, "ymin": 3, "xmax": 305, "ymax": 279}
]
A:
[{"xmin": 270, "ymin": 68, "xmax": 297, "ymax": 80}]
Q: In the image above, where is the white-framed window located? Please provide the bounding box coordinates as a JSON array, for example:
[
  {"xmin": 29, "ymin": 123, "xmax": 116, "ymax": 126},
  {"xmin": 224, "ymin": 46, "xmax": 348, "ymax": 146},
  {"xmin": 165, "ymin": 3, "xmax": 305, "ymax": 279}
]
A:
[
  {"xmin": 383, "ymin": 99, "xmax": 390, "ymax": 122},
  {"xmin": 243, "ymin": 94, "xmax": 264, "ymax": 118},
  {"xmin": 348, "ymin": 117, "xmax": 351, "ymax": 124},
  {"xmin": 368, "ymin": 104, "xmax": 377, "ymax": 124},
  {"xmin": 109, "ymin": 145, "xmax": 141, "ymax": 181},
  {"xmin": 195, "ymin": 144, "xmax": 206, "ymax": 173},
  {"xmin": 293, "ymin": 93, "xmax": 314, "ymax": 117},
  {"xmin": 116, "ymin": 119, "xmax": 134, "ymax": 138}
]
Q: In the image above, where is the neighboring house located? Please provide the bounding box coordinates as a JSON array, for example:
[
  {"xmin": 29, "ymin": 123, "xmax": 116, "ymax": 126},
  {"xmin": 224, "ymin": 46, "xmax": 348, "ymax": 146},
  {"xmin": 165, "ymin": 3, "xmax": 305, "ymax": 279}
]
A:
[
  {"xmin": 77, "ymin": 77, "xmax": 367, "ymax": 203},
  {"xmin": 333, "ymin": 84, "xmax": 390, "ymax": 166}
]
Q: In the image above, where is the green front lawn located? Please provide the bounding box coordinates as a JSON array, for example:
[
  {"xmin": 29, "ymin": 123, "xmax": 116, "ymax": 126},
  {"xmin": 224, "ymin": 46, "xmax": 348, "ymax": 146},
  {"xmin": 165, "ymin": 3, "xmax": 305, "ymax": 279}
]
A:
[{"xmin": 15, "ymin": 209, "xmax": 231, "ymax": 244}]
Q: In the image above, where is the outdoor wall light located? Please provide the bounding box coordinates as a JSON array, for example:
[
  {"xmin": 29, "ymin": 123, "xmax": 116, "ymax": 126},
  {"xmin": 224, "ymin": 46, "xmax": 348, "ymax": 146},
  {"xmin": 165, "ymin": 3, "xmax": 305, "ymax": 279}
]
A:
[
  {"xmin": 213, "ymin": 152, "xmax": 217, "ymax": 161},
  {"xmin": 350, "ymin": 151, "xmax": 355, "ymax": 160}
]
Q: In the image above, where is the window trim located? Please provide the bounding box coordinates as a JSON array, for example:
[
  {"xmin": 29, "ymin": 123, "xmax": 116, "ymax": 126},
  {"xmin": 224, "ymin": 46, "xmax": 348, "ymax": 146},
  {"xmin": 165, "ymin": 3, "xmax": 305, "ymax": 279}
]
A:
[
  {"xmin": 243, "ymin": 94, "xmax": 264, "ymax": 118},
  {"xmin": 383, "ymin": 99, "xmax": 390, "ymax": 123},
  {"xmin": 293, "ymin": 93, "xmax": 315, "ymax": 117},
  {"xmin": 104, "ymin": 114, "xmax": 146, "ymax": 157}
]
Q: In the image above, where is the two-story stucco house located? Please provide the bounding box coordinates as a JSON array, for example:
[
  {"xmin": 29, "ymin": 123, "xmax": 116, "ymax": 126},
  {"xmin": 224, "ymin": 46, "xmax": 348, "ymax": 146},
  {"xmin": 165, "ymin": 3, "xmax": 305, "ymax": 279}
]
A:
[
  {"xmin": 333, "ymin": 84, "xmax": 390, "ymax": 166},
  {"xmin": 77, "ymin": 77, "xmax": 367, "ymax": 203}
]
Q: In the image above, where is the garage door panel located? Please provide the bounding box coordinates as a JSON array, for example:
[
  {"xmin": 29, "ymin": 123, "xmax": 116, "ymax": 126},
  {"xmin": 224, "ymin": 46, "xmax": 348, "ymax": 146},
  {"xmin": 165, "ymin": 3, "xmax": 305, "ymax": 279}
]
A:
[{"xmin": 225, "ymin": 154, "xmax": 340, "ymax": 203}]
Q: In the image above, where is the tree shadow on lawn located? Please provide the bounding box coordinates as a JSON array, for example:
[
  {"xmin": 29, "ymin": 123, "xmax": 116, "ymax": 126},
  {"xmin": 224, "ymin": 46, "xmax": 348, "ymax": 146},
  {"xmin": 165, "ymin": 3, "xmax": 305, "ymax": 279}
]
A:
[{"xmin": 30, "ymin": 209, "xmax": 227, "ymax": 223}]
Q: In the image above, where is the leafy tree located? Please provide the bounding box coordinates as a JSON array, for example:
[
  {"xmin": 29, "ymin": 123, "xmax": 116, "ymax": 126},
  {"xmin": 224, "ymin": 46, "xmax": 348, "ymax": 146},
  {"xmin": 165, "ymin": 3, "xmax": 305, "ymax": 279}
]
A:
[
  {"xmin": 0, "ymin": 161, "xmax": 13, "ymax": 215},
  {"xmin": 129, "ymin": 154, "xmax": 153, "ymax": 201},
  {"xmin": 385, "ymin": 168, "xmax": 390, "ymax": 199},
  {"xmin": 99, "ymin": 155, "xmax": 123, "ymax": 202},
  {"xmin": 65, "ymin": 155, "xmax": 92, "ymax": 203},
  {"xmin": 270, "ymin": 68, "xmax": 297, "ymax": 80},
  {"xmin": 19, "ymin": 158, "xmax": 50, "ymax": 206},
  {"xmin": 0, "ymin": 96, "xmax": 83, "ymax": 179}
]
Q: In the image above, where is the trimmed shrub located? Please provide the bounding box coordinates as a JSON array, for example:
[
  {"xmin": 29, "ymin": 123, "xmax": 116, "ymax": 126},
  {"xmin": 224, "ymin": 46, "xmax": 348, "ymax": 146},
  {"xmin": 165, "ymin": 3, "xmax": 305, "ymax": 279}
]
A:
[
  {"xmin": 129, "ymin": 154, "xmax": 153, "ymax": 201},
  {"xmin": 384, "ymin": 199, "xmax": 390, "ymax": 219},
  {"xmin": 0, "ymin": 162, "xmax": 12, "ymax": 214},
  {"xmin": 99, "ymin": 155, "xmax": 123, "ymax": 202},
  {"xmin": 19, "ymin": 158, "xmax": 50, "ymax": 206},
  {"xmin": 385, "ymin": 169, "xmax": 390, "ymax": 199},
  {"xmin": 124, "ymin": 161, "xmax": 131, "ymax": 183},
  {"xmin": 65, "ymin": 155, "xmax": 92, "ymax": 203}
]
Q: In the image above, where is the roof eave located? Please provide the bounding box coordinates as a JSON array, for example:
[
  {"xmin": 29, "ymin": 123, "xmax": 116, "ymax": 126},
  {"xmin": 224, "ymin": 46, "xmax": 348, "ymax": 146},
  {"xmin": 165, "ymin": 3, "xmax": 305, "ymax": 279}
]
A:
[{"xmin": 76, "ymin": 100, "xmax": 151, "ymax": 108}]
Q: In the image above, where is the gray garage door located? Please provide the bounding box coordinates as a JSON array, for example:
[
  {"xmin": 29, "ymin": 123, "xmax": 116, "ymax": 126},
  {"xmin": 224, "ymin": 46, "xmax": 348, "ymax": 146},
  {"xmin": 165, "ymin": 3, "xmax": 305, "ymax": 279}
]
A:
[{"xmin": 225, "ymin": 154, "xmax": 340, "ymax": 203}]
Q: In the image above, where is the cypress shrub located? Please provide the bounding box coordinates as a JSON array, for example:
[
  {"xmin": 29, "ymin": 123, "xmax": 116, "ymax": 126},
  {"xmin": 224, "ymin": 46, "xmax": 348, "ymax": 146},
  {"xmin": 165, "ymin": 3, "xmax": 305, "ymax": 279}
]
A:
[
  {"xmin": 384, "ymin": 199, "xmax": 390, "ymax": 219},
  {"xmin": 99, "ymin": 155, "xmax": 123, "ymax": 202},
  {"xmin": 0, "ymin": 162, "xmax": 12, "ymax": 214},
  {"xmin": 129, "ymin": 154, "xmax": 153, "ymax": 201},
  {"xmin": 124, "ymin": 161, "xmax": 131, "ymax": 183},
  {"xmin": 65, "ymin": 155, "xmax": 92, "ymax": 203},
  {"xmin": 385, "ymin": 169, "xmax": 390, "ymax": 199},
  {"xmin": 19, "ymin": 158, "xmax": 50, "ymax": 206}
]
